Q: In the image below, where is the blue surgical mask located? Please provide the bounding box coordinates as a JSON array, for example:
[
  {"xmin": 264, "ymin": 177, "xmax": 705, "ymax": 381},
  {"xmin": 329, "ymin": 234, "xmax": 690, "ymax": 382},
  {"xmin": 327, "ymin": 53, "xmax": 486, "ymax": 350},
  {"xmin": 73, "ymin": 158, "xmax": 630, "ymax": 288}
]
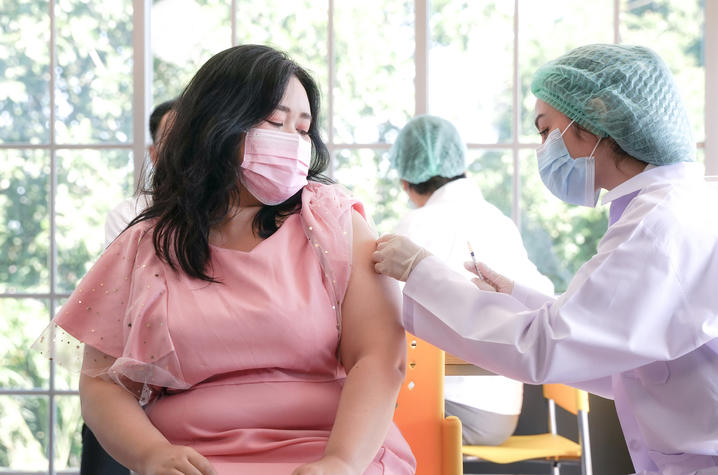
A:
[{"xmin": 536, "ymin": 120, "xmax": 602, "ymax": 207}]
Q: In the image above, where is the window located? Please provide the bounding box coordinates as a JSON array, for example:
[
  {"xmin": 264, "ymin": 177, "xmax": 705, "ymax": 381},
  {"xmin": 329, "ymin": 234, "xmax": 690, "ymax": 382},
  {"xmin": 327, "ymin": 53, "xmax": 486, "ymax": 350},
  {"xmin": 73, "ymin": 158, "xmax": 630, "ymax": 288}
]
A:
[
  {"xmin": 1, "ymin": 0, "xmax": 134, "ymax": 471},
  {"xmin": 0, "ymin": 0, "xmax": 713, "ymax": 471}
]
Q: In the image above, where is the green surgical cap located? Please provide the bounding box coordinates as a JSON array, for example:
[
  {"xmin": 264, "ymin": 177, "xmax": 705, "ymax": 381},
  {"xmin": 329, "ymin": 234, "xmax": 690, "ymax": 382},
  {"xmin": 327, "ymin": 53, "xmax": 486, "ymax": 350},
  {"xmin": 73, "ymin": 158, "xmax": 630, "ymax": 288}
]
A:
[
  {"xmin": 531, "ymin": 44, "xmax": 695, "ymax": 165},
  {"xmin": 389, "ymin": 115, "xmax": 466, "ymax": 184}
]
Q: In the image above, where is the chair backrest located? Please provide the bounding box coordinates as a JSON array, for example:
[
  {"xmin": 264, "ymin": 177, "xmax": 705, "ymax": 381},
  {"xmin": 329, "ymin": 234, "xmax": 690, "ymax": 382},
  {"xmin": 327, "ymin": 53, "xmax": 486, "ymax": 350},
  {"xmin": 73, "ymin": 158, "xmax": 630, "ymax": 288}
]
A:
[
  {"xmin": 393, "ymin": 334, "xmax": 445, "ymax": 475},
  {"xmin": 544, "ymin": 384, "xmax": 593, "ymax": 474},
  {"xmin": 543, "ymin": 384, "xmax": 590, "ymax": 415}
]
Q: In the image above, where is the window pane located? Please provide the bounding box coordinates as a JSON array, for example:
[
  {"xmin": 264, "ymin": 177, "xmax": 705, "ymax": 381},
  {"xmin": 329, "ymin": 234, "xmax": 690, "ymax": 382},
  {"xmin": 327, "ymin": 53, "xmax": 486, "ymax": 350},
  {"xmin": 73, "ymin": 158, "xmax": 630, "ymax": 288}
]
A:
[
  {"xmin": 0, "ymin": 0, "xmax": 50, "ymax": 143},
  {"xmin": 466, "ymin": 149, "xmax": 514, "ymax": 219},
  {"xmin": 0, "ymin": 395, "xmax": 49, "ymax": 470},
  {"xmin": 0, "ymin": 149, "xmax": 50, "ymax": 293},
  {"xmin": 56, "ymin": 150, "xmax": 133, "ymax": 293},
  {"xmin": 519, "ymin": 149, "xmax": 608, "ymax": 293},
  {"xmin": 333, "ymin": 148, "xmax": 407, "ymax": 234},
  {"xmin": 235, "ymin": 0, "xmax": 328, "ymax": 134},
  {"xmin": 519, "ymin": 1, "xmax": 614, "ymax": 143},
  {"xmin": 55, "ymin": 0, "xmax": 133, "ymax": 143},
  {"xmin": 334, "ymin": 1, "xmax": 414, "ymax": 144},
  {"xmin": 620, "ymin": 0, "xmax": 705, "ymax": 142},
  {"xmin": 152, "ymin": 0, "xmax": 231, "ymax": 101},
  {"xmin": 0, "ymin": 299, "xmax": 50, "ymax": 389},
  {"xmin": 55, "ymin": 396, "xmax": 82, "ymax": 470},
  {"xmin": 430, "ymin": 1, "xmax": 514, "ymax": 143}
]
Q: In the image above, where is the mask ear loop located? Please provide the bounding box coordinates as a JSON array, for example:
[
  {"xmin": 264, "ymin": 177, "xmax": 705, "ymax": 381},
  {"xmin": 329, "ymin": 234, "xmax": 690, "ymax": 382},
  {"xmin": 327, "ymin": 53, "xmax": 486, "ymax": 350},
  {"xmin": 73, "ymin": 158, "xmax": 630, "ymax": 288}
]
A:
[
  {"xmin": 562, "ymin": 120, "xmax": 603, "ymax": 159},
  {"xmin": 585, "ymin": 135, "xmax": 603, "ymax": 207},
  {"xmin": 588, "ymin": 135, "xmax": 603, "ymax": 158},
  {"xmin": 560, "ymin": 119, "xmax": 576, "ymax": 137}
]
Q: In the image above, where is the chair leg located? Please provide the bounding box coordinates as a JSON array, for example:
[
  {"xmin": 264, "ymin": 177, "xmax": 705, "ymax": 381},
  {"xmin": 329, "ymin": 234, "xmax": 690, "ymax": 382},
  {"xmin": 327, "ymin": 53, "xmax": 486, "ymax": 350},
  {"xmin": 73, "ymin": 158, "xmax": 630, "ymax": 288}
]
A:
[{"xmin": 578, "ymin": 410, "xmax": 593, "ymax": 475}]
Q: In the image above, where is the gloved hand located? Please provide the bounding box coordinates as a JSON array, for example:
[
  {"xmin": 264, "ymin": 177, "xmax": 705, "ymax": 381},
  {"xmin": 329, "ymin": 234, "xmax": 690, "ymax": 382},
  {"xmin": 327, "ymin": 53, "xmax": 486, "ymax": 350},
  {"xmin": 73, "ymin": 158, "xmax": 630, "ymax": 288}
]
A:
[
  {"xmin": 464, "ymin": 261, "xmax": 514, "ymax": 294},
  {"xmin": 373, "ymin": 234, "xmax": 432, "ymax": 282}
]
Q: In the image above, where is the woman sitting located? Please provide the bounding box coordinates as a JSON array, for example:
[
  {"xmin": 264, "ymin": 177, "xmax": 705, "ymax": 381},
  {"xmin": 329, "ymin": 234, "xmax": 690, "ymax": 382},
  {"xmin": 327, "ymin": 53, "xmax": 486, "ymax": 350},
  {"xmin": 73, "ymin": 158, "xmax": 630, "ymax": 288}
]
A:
[{"xmin": 37, "ymin": 44, "xmax": 415, "ymax": 475}]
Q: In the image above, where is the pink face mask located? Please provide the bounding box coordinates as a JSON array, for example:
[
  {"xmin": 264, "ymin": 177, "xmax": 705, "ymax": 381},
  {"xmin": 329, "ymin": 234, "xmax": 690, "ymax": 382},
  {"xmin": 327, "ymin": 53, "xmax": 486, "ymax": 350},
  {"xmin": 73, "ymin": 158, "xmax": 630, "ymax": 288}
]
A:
[{"xmin": 240, "ymin": 128, "xmax": 312, "ymax": 205}]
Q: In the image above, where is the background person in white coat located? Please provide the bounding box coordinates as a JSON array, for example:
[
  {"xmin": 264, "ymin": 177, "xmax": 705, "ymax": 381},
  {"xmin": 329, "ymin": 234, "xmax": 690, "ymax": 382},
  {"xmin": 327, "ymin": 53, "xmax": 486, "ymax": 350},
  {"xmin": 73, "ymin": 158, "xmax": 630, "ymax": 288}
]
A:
[
  {"xmin": 389, "ymin": 114, "xmax": 553, "ymax": 446},
  {"xmin": 373, "ymin": 44, "xmax": 718, "ymax": 475},
  {"xmin": 104, "ymin": 98, "xmax": 176, "ymax": 247}
]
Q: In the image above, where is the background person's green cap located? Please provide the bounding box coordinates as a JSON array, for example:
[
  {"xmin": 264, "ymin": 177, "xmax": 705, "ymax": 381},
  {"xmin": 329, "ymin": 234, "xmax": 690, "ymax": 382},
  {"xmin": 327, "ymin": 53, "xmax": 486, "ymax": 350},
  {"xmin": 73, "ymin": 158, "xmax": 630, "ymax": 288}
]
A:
[
  {"xmin": 389, "ymin": 115, "xmax": 467, "ymax": 184},
  {"xmin": 531, "ymin": 44, "xmax": 695, "ymax": 166}
]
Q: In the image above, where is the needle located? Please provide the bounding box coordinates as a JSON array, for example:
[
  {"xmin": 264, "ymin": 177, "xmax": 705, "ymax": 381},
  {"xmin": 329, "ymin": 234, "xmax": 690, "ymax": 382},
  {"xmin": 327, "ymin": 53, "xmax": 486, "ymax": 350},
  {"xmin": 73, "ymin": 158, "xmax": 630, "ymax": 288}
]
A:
[{"xmin": 467, "ymin": 241, "xmax": 483, "ymax": 280}]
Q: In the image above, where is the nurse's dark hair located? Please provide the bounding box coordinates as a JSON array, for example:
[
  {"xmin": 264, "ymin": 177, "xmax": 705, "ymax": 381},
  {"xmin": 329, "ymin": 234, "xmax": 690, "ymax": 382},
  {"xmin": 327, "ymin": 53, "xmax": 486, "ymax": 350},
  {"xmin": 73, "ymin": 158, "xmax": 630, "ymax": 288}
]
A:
[
  {"xmin": 408, "ymin": 173, "xmax": 466, "ymax": 195},
  {"xmin": 148, "ymin": 98, "xmax": 177, "ymax": 143},
  {"xmin": 130, "ymin": 44, "xmax": 330, "ymax": 283}
]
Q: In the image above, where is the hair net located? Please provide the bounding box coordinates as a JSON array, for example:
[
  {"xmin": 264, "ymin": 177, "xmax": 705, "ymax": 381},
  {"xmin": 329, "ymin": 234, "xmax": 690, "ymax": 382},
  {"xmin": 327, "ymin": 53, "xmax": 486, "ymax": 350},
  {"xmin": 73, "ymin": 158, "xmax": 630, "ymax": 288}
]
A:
[
  {"xmin": 389, "ymin": 115, "xmax": 467, "ymax": 184},
  {"xmin": 531, "ymin": 44, "xmax": 695, "ymax": 166}
]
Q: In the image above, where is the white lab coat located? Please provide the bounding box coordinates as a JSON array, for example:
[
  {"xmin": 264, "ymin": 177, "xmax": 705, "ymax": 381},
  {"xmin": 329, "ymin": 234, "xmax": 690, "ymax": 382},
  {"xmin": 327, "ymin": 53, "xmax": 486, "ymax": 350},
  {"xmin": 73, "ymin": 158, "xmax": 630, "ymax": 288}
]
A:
[
  {"xmin": 402, "ymin": 163, "xmax": 718, "ymax": 475},
  {"xmin": 395, "ymin": 178, "xmax": 553, "ymax": 415},
  {"xmin": 104, "ymin": 194, "xmax": 151, "ymax": 247}
]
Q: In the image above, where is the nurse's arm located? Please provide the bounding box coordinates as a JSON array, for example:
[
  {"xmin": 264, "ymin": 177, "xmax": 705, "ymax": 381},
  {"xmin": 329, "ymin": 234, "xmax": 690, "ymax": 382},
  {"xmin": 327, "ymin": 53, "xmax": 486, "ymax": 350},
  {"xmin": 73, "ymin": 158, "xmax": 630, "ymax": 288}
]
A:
[
  {"xmin": 402, "ymin": 218, "xmax": 709, "ymax": 387},
  {"xmin": 510, "ymin": 282, "xmax": 613, "ymax": 398},
  {"xmin": 511, "ymin": 282, "xmax": 555, "ymax": 309},
  {"xmin": 319, "ymin": 210, "xmax": 407, "ymax": 472}
]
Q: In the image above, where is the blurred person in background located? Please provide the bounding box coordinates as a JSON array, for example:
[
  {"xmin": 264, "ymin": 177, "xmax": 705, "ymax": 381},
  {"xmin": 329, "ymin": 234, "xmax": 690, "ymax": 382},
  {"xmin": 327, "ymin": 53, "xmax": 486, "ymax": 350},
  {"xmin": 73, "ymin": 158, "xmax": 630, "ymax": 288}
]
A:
[
  {"xmin": 79, "ymin": 98, "xmax": 176, "ymax": 475},
  {"xmin": 389, "ymin": 114, "xmax": 553, "ymax": 446},
  {"xmin": 104, "ymin": 99, "xmax": 177, "ymax": 247}
]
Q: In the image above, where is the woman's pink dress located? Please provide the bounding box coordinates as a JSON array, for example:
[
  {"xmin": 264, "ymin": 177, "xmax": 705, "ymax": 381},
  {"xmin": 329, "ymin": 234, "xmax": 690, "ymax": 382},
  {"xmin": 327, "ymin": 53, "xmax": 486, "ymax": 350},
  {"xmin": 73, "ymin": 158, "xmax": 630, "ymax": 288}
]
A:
[{"xmin": 44, "ymin": 183, "xmax": 416, "ymax": 474}]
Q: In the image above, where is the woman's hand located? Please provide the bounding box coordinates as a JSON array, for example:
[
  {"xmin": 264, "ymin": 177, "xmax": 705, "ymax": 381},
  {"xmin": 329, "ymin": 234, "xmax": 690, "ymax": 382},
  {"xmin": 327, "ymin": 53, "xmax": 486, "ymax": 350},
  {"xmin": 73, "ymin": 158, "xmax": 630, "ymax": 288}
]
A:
[
  {"xmin": 139, "ymin": 442, "xmax": 217, "ymax": 475},
  {"xmin": 291, "ymin": 455, "xmax": 356, "ymax": 475},
  {"xmin": 464, "ymin": 261, "xmax": 515, "ymax": 294},
  {"xmin": 372, "ymin": 234, "xmax": 431, "ymax": 282}
]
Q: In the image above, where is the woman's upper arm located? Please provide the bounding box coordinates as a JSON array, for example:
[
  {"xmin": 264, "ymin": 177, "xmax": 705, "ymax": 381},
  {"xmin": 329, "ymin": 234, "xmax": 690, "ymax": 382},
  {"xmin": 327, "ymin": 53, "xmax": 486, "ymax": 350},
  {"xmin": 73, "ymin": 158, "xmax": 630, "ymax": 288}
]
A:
[
  {"xmin": 79, "ymin": 345, "xmax": 146, "ymax": 401},
  {"xmin": 79, "ymin": 345, "xmax": 119, "ymax": 396},
  {"xmin": 339, "ymin": 210, "xmax": 406, "ymax": 371}
]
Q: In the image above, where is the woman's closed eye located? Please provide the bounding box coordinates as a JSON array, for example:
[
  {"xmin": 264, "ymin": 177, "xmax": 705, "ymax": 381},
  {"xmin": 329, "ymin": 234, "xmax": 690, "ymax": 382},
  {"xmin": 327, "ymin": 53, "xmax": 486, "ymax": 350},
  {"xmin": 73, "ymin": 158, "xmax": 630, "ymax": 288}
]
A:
[{"xmin": 265, "ymin": 119, "xmax": 309, "ymax": 136}]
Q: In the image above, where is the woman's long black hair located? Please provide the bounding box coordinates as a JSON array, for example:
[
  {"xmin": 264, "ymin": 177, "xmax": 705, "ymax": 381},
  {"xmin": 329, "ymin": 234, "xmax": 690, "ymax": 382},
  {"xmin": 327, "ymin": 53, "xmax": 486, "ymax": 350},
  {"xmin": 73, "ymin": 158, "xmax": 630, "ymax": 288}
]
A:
[{"xmin": 130, "ymin": 44, "xmax": 330, "ymax": 282}]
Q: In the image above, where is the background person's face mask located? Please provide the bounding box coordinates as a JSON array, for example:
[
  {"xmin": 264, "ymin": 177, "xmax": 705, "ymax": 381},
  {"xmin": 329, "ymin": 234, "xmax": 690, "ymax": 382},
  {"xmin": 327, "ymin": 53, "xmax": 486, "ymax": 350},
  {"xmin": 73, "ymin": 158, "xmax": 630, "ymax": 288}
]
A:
[
  {"xmin": 240, "ymin": 128, "xmax": 311, "ymax": 205},
  {"xmin": 536, "ymin": 120, "xmax": 602, "ymax": 207}
]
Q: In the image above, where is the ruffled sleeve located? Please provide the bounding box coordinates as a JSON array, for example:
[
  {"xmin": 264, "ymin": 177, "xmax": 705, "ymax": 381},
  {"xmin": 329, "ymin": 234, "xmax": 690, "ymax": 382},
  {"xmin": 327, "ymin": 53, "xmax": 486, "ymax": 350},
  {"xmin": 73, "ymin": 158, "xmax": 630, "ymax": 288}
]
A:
[
  {"xmin": 33, "ymin": 222, "xmax": 189, "ymax": 403},
  {"xmin": 300, "ymin": 182, "xmax": 368, "ymax": 337}
]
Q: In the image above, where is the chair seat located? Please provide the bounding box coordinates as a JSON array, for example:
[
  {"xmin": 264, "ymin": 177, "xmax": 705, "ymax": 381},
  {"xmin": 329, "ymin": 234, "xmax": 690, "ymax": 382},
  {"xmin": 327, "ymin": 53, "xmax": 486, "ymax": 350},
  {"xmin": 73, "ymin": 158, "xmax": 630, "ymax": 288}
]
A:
[{"xmin": 462, "ymin": 433, "xmax": 582, "ymax": 464}]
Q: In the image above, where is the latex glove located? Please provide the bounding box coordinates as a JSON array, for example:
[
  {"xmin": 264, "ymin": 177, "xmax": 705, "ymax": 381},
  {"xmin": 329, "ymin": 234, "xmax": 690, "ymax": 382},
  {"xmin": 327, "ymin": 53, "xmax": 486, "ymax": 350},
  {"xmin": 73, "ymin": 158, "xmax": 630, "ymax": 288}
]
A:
[
  {"xmin": 463, "ymin": 261, "xmax": 514, "ymax": 294},
  {"xmin": 372, "ymin": 234, "xmax": 432, "ymax": 282},
  {"xmin": 291, "ymin": 455, "xmax": 356, "ymax": 475}
]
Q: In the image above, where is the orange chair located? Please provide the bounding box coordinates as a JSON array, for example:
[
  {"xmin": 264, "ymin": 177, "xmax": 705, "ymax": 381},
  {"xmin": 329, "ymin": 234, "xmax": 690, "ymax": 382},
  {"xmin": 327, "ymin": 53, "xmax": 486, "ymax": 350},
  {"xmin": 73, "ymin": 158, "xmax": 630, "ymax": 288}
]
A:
[{"xmin": 393, "ymin": 333, "xmax": 463, "ymax": 475}]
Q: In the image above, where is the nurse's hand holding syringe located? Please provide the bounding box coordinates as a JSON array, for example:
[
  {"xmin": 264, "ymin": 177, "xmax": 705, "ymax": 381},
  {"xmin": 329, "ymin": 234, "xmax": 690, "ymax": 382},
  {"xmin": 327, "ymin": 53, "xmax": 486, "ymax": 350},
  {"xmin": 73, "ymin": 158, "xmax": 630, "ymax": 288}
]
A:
[{"xmin": 464, "ymin": 241, "xmax": 514, "ymax": 294}]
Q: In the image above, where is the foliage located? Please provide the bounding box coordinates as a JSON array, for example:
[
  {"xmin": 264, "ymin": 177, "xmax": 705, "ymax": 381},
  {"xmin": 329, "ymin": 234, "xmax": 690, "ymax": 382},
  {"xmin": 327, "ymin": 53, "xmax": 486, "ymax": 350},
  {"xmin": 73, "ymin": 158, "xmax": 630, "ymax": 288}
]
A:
[
  {"xmin": 0, "ymin": 0, "xmax": 50, "ymax": 143},
  {"xmin": 0, "ymin": 298, "xmax": 82, "ymax": 469},
  {"xmin": 1, "ymin": 0, "xmax": 133, "ymax": 469}
]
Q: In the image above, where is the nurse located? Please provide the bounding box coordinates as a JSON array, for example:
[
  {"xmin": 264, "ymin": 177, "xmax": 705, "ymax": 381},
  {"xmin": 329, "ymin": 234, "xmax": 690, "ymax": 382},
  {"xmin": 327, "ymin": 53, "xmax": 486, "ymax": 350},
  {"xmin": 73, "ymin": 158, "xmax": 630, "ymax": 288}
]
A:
[{"xmin": 373, "ymin": 44, "xmax": 718, "ymax": 475}]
